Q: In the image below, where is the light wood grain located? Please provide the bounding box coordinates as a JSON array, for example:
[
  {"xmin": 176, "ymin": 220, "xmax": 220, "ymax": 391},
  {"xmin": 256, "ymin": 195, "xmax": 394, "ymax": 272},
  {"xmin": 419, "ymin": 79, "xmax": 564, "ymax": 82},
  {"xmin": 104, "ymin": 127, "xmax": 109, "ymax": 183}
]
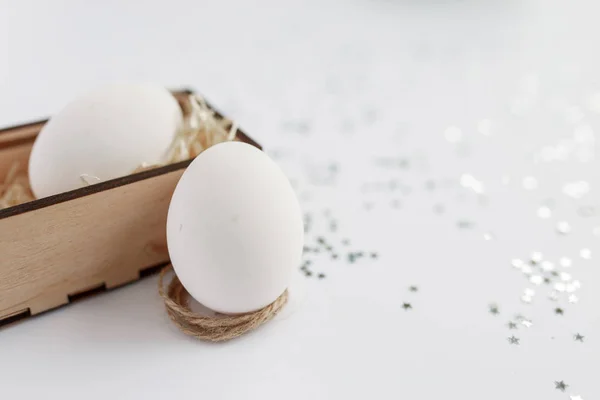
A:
[{"xmin": 0, "ymin": 166, "xmax": 183, "ymax": 318}]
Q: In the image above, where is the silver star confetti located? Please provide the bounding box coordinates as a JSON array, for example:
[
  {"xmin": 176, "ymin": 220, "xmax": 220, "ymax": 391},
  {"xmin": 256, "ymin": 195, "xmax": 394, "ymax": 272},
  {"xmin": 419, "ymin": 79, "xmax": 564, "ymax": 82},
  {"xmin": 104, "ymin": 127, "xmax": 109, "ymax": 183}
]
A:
[
  {"xmin": 557, "ymin": 221, "xmax": 572, "ymax": 235},
  {"xmin": 530, "ymin": 251, "xmax": 543, "ymax": 264},
  {"xmin": 568, "ymin": 294, "xmax": 579, "ymax": 304},
  {"xmin": 507, "ymin": 321, "xmax": 518, "ymax": 330},
  {"xmin": 574, "ymin": 333, "xmax": 585, "ymax": 342},
  {"xmin": 560, "ymin": 257, "xmax": 573, "ymax": 268},
  {"xmin": 537, "ymin": 206, "xmax": 552, "ymax": 219},
  {"xmin": 507, "ymin": 336, "xmax": 520, "ymax": 345},
  {"xmin": 580, "ymin": 248, "xmax": 592, "ymax": 260},
  {"xmin": 489, "ymin": 304, "xmax": 500, "ymax": 315},
  {"xmin": 521, "ymin": 319, "xmax": 533, "ymax": 328},
  {"xmin": 541, "ymin": 261, "xmax": 555, "ymax": 271},
  {"xmin": 554, "ymin": 381, "xmax": 568, "ymax": 392}
]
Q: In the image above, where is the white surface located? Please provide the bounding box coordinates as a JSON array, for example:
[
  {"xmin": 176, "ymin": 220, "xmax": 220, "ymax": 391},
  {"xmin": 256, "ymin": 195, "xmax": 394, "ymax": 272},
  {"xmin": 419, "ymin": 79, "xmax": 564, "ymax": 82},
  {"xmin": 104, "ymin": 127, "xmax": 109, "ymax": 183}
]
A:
[
  {"xmin": 1, "ymin": 0, "xmax": 600, "ymax": 399},
  {"xmin": 29, "ymin": 83, "xmax": 182, "ymax": 198},
  {"xmin": 167, "ymin": 142, "xmax": 303, "ymax": 314}
]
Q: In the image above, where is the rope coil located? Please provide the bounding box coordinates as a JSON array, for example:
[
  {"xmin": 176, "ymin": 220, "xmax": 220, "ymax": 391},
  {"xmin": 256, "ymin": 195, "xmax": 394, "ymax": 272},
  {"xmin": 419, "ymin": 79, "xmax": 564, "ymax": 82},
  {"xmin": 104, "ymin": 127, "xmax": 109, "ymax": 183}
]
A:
[{"xmin": 158, "ymin": 265, "xmax": 288, "ymax": 341}]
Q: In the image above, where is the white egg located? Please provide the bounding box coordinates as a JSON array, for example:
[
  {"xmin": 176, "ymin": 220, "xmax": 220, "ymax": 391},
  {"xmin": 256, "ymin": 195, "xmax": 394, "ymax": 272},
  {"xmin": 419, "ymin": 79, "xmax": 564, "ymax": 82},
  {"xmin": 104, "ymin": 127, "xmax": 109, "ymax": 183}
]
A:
[
  {"xmin": 29, "ymin": 83, "xmax": 182, "ymax": 198},
  {"xmin": 166, "ymin": 142, "xmax": 303, "ymax": 314}
]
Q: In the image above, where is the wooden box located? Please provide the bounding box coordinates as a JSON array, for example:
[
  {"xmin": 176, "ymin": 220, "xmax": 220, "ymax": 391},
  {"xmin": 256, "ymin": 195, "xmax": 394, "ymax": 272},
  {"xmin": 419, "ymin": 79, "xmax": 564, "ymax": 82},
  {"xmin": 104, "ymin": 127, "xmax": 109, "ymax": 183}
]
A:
[{"xmin": 0, "ymin": 90, "xmax": 260, "ymax": 327}]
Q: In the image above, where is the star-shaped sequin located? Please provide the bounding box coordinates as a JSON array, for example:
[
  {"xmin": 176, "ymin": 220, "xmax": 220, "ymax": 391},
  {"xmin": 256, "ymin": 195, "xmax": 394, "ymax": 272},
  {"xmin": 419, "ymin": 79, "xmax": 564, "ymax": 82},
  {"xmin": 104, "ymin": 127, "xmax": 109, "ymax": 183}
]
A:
[
  {"xmin": 402, "ymin": 303, "xmax": 412, "ymax": 311},
  {"xmin": 489, "ymin": 304, "xmax": 500, "ymax": 315},
  {"xmin": 507, "ymin": 336, "xmax": 520, "ymax": 345},
  {"xmin": 555, "ymin": 307, "xmax": 564, "ymax": 315},
  {"xmin": 409, "ymin": 286, "xmax": 418, "ymax": 292},
  {"xmin": 574, "ymin": 333, "xmax": 585, "ymax": 342},
  {"xmin": 521, "ymin": 319, "xmax": 533, "ymax": 328},
  {"xmin": 554, "ymin": 381, "xmax": 568, "ymax": 392},
  {"xmin": 568, "ymin": 294, "xmax": 579, "ymax": 304},
  {"xmin": 507, "ymin": 321, "xmax": 518, "ymax": 330}
]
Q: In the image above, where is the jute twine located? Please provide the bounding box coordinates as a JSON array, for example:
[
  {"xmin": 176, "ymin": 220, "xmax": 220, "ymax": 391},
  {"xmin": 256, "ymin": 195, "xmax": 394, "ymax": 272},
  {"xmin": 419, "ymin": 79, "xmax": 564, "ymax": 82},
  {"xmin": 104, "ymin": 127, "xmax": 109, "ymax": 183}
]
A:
[{"xmin": 158, "ymin": 265, "xmax": 289, "ymax": 341}]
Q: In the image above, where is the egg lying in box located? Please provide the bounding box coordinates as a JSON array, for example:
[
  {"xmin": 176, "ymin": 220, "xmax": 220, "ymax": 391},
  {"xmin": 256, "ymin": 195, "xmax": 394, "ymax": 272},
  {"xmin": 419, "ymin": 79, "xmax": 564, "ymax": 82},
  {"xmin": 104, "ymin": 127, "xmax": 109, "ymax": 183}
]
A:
[
  {"xmin": 167, "ymin": 142, "xmax": 304, "ymax": 314},
  {"xmin": 28, "ymin": 83, "xmax": 183, "ymax": 199}
]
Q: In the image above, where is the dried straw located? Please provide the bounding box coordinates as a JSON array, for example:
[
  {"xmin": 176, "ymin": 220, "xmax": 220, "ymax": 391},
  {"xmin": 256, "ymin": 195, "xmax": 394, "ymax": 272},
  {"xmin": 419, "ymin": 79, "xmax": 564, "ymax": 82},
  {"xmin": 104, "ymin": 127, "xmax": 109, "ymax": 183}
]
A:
[
  {"xmin": 0, "ymin": 94, "xmax": 236, "ymax": 209},
  {"xmin": 0, "ymin": 162, "xmax": 34, "ymax": 209},
  {"xmin": 158, "ymin": 265, "xmax": 289, "ymax": 342}
]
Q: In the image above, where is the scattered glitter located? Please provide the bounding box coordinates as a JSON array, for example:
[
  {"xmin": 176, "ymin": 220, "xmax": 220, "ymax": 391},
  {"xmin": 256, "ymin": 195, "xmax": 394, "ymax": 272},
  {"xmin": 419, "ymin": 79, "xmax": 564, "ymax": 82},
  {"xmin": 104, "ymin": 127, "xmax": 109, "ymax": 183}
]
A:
[
  {"xmin": 574, "ymin": 333, "xmax": 585, "ymax": 342},
  {"xmin": 370, "ymin": 252, "xmax": 378, "ymax": 259},
  {"xmin": 541, "ymin": 261, "xmax": 555, "ymax": 272},
  {"xmin": 477, "ymin": 119, "xmax": 492, "ymax": 136},
  {"xmin": 530, "ymin": 252, "xmax": 543, "ymax": 264},
  {"xmin": 521, "ymin": 295, "xmax": 533, "ymax": 304},
  {"xmin": 537, "ymin": 206, "xmax": 552, "ymax": 219},
  {"xmin": 457, "ymin": 220, "xmax": 474, "ymax": 229},
  {"xmin": 522, "ymin": 176, "xmax": 538, "ymax": 190},
  {"xmin": 524, "ymin": 288, "xmax": 535, "ymax": 296},
  {"xmin": 544, "ymin": 277, "xmax": 551, "ymax": 284},
  {"xmin": 444, "ymin": 126, "xmax": 463, "ymax": 143},
  {"xmin": 317, "ymin": 273, "xmax": 326, "ymax": 279},
  {"xmin": 402, "ymin": 303, "xmax": 412, "ymax": 311},
  {"xmin": 507, "ymin": 336, "xmax": 520, "ymax": 345},
  {"xmin": 569, "ymin": 396, "xmax": 583, "ymax": 400},
  {"xmin": 556, "ymin": 221, "xmax": 572, "ymax": 235},
  {"xmin": 548, "ymin": 291, "xmax": 559, "ymax": 301},
  {"xmin": 521, "ymin": 265, "xmax": 533, "ymax": 275},
  {"xmin": 554, "ymin": 381, "xmax": 568, "ymax": 392},
  {"xmin": 489, "ymin": 304, "xmax": 500, "ymax": 315},
  {"xmin": 580, "ymin": 248, "xmax": 592, "ymax": 259},
  {"xmin": 529, "ymin": 275, "xmax": 543, "ymax": 285},
  {"xmin": 562, "ymin": 181, "xmax": 590, "ymax": 199},
  {"xmin": 555, "ymin": 307, "xmax": 564, "ymax": 315},
  {"xmin": 572, "ymin": 280, "xmax": 582, "ymax": 289},
  {"xmin": 521, "ymin": 319, "xmax": 533, "ymax": 328},
  {"xmin": 566, "ymin": 283, "xmax": 576, "ymax": 293},
  {"xmin": 342, "ymin": 239, "xmax": 350, "ymax": 246},
  {"xmin": 568, "ymin": 294, "xmax": 579, "ymax": 304},
  {"xmin": 507, "ymin": 321, "xmax": 518, "ymax": 330},
  {"xmin": 560, "ymin": 257, "xmax": 573, "ymax": 268},
  {"xmin": 460, "ymin": 173, "xmax": 485, "ymax": 194},
  {"xmin": 560, "ymin": 272, "xmax": 572, "ymax": 282},
  {"xmin": 408, "ymin": 286, "xmax": 418, "ymax": 292},
  {"xmin": 483, "ymin": 232, "xmax": 495, "ymax": 241},
  {"xmin": 554, "ymin": 282, "xmax": 567, "ymax": 292},
  {"xmin": 511, "ymin": 259, "xmax": 524, "ymax": 269}
]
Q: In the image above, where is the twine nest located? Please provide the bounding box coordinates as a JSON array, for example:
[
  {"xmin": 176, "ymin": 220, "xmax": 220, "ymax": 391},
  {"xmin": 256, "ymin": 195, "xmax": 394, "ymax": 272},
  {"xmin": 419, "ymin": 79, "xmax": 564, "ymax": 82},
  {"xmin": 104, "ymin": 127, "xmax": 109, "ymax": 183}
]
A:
[{"xmin": 159, "ymin": 265, "xmax": 289, "ymax": 342}]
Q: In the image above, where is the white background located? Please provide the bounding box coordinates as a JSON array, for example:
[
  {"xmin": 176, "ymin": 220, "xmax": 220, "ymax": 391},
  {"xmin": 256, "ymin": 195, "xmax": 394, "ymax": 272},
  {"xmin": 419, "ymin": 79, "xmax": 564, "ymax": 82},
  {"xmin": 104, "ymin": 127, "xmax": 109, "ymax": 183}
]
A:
[{"xmin": 1, "ymin": 0, "xmax": 599, "ymax": 399}]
